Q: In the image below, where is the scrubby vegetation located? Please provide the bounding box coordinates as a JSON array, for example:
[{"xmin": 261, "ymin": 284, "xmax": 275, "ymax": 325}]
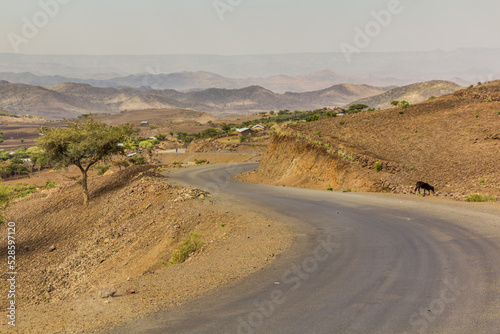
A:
[
  {"xmin": 465, "ymin": 194, "xmax": 497, "ymax": 202},
  {"xmin": 170, "ymin": 233, "xmax": 204, "ymax": 264}
]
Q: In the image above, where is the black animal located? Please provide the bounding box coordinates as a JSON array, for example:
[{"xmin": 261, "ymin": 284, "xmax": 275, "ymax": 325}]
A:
[{"xmin": 415, "ymin": 181, "xmax": 435, "ymax": 196}]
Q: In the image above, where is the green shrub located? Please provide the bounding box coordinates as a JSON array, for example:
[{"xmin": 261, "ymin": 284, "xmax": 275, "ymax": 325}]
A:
[
  {"xmin": 112, "ymin": 160, "xmax": 130, "ymax": 169},
  {"xmin": 374, "ymin": 161, "xmax": 383, "ymax": 172},
  {"xmin": 95, "ymin": 165, "xmax": 110, "ymax": 175},
  {"xmin": 305, "ymin": 114, "xmax": 320, "ymax": 122},
  {"xmin": 399, "ymin": 110, "xmax": 405, "ymax": 114},
  {"xmin": 314, "ymin": 131, "xmax": 322, "ymax": 136},
  {"xmin": 480, "ymin": 179, "xmax": 485, "ymax": 184},
  {"xmin": 339, "ymin": 120, "xmax": 345, "ymax": 125},
  {"xmin": 195, "ymin": 159, "xmax": 207, "ymax": 165},
  {"xmin": 45, "ymin": 181, "xmax": 57, "ymax": 189},
  {"xmin": 465, "ymin": 194, "xmax": 497, "ymax": 202},
  {"xmin": 129, "ymin": 156, "xmax": 146, "ymax": 165},
  {"xmin": 399, "ymin": 100, "xmax": 411, "ymax": 109},
  {"xmin": 0, "ymin": 164, "xmax": 29, "ymax": 179},
  {"xmin": 139, "ymin": 140, "xmax": 155, "ymax": 150},
  {"xmin": 0, "ymin": 183, "xmax": 38, "ymax": 204},
  {"xmin": 170, "ymin": 233, "xmax": 204, "ymax": 264},
  {"xmin": 239, "ymin": 135, "xmax": 252, "ymax": 143},
  {"xmin": 327, "ymin": 187, "xmax": 333, "ymax": 191},
  {"xmin": 347, "ymin": 104, "xmax": 368, "ymax": 113}
]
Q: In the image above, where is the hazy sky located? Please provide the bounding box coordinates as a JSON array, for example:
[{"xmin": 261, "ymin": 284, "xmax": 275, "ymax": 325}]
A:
[{"xmin": 1, "ymin": 0, "xmax": 499, "ymax": 55}]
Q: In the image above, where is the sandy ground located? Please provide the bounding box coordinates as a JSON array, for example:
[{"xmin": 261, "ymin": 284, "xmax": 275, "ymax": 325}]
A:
[{"xmin": 0, "ymin": 164, "xmax": 292, "ymax": 334}]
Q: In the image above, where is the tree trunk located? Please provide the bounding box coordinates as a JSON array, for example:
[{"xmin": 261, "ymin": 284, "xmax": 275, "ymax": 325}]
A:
[{"xmin": 81, "ymin": 170, "xmax": 90, "ymax": 205}]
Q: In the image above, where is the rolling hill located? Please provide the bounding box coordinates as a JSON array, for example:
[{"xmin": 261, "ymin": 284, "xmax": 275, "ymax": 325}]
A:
[
  {"xmin": 244, "ymin": 81, "xmax": 500, "ymax": 198},
  {"xmin": 0, "ymin": 70, "xmax": 400, "ymax": 93},
  {"xmin": 0, "ymin": 81, "xmax": 390, "ymax": 119},
  {"xmin": 346, "ymin": 80, "xmax": 463, "ymax": 110}
]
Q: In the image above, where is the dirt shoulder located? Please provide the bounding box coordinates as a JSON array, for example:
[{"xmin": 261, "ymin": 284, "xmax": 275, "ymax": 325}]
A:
[{"xmin": 0, "ymin": 165, "xmax": 293, "ymax": 333}]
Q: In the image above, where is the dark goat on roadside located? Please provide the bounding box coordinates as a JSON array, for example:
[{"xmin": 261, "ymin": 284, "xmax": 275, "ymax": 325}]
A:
[{"xmin": 415, "ymin": 181, "xmax": 435, "ymax": 196}]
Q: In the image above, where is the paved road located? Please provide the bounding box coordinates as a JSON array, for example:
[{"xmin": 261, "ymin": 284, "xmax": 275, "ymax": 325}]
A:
[{"xmin": 109, "ymin": 163, "xmax": 500, "ymax": 334}]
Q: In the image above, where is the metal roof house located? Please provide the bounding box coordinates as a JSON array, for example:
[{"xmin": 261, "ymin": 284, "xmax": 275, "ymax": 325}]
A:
[{"xmin": 235, "ymin": 128, "xmax": 254, "ymax": 136}]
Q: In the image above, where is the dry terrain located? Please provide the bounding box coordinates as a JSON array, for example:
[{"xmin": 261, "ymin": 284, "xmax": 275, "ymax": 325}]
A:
[
  {"xmin": 241, "ymin": 81, "xmax": 500, "ymax": 200},
  {"xmin": 0, "ymin": 165, "xmax": 292, "ymax": 333},
  {"xmin": 0, "ymin": 114, "xmax": 63, "ymax": 151},
  {"xmin": 347, "ymin": 80, "xmax": 462, "ymax": 110},
  {"xmin": 0, "ymin": 80, "xmax": 393, "ymax": 119}
]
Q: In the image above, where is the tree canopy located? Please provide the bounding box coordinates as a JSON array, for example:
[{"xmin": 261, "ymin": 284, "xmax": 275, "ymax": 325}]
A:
[
  {"xmin": 347, "ymin": 104, "xmax": 369, "ymax": 114},
  {"xmin": 37, "ymin": 118, "xmax": 135, "ymax": 204}
]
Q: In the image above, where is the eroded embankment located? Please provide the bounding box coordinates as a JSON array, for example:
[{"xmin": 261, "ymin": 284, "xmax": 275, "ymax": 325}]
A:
[{"xmin": 239, "ymin": 132, "xmax": 397, "ymax": 192}]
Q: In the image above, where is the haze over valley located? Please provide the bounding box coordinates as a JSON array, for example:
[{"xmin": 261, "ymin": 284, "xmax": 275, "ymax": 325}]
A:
[{"xmin": 1, "ymin": 1, "xmax": 500, "ymax": 333}]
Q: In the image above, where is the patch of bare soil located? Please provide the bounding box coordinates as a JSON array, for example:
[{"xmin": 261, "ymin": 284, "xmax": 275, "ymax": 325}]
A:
[
  {"xmin": 187, "ymin": 134, "xmax": 270, "ymax": 154},
  {"xmin": 157, "ymin": 152, "xmax": 261, "ymax": 166},
  {"xmin": 0, "ymin": 165, "xmax": 292, "ymax": 333},
  {"xmin": 240, "ymin": 81, "xmax": 500, "ymax": 199},
  {"xmin": 0, "ymin": 116, "xmax": 64, "ymax": 151}
]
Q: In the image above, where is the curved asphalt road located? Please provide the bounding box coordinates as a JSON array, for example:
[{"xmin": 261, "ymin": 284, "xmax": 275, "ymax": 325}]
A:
[{"xmin": 109, "ymin": 163, "xmax": 500, "ymax": 334}]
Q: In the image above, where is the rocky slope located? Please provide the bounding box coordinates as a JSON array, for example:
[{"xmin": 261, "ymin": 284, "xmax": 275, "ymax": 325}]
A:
[
  {"xmin": 241, "ymin": 82, "xmax": 500, "ymax": 199},
  {"xmin": 0, "ymin": 165, "xmax": 292, "ymax": 333},
  {"xmin": 0, "ymin": 80, "xmax": 389, "ymax": 119},
  {"xmin": 347, "ymin": 80, "xmax": 462, "ymax": 110}
]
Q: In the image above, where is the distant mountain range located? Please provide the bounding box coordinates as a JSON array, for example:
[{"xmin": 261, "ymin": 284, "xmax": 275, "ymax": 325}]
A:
[
  {"xmin": 0, "ymin": 81, "xmax": 391, "ymax": 119},
  {"xmin": 0, "ymin": 70, "xmax": 400, "ymax": 93},
  {"xmin": 346, "ymin": 81, "xmax": 463, "ymax": 110},
  {"xmin": 0, "ymin": 79, "xmax": 462, "ymax": 120},
  {"xmin": 1, "ymin": 49, "xmax": 499, "ymax": 86}
]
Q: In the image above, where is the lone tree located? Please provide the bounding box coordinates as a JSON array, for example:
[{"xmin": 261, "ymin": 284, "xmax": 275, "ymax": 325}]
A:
[
  {"xmin": 37, "ymin": 118, "xmax": 135, "ymax": 205},
  {"xmin": 390, "ymin": 100, "xmax": 400, "ymax": 107}
]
